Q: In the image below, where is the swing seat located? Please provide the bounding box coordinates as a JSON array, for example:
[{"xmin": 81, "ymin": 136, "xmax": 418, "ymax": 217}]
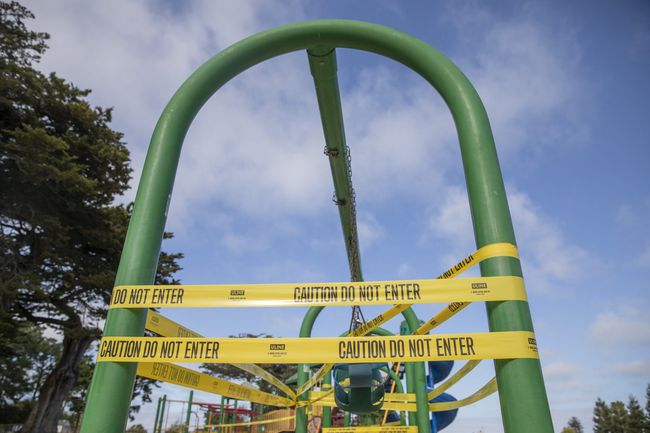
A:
[
  {"xmin": 429, "ymin": 392, "xmax": 458, "ymax": 431},
  {"xmin": 333, "ymin": 363, "xmax": 388, "ymax": 414}
]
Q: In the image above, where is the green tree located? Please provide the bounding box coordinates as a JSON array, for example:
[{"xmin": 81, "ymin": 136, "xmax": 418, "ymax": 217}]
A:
[
  {"xmin": 164, "ymin": 423, "xmax": 184, "ymax": 433},
  {"xmin": 645, "ymin": 384, "xmax": 650, "ymax": 433},
  {"xmin": 1, "ymin": 3, "xmax": 129, "ymax": 431},
  {"xmin": 627, "ymin": 395, "xmax": 646, "ymax": 433},
  {"xmin": 594, "ymin": 398, "xmax": 611, "ymax": 433},
  {"xmin": 565, "ymin": 416, "xmax": 583, "ymax": 433},
  {"xmin": 0, "ymin": 323, "xmax": 59, "ymax": 423},
  {"xmin": 0, "ymin": 2, "xmax": 182, "ymax": 432}
]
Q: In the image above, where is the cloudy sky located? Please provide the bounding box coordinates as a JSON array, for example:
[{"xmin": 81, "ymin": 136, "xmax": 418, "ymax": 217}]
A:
[{"xmin": 22, "ymin": 0, "xmax": 650, "ymax": 432}]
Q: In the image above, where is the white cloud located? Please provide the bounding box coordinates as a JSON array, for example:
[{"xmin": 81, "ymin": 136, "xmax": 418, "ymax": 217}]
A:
[
  {"xmin": 590, "ymin": 307, "xmax": 650, "ymax": 345},
  {"xmin": 357, "ymin": 212, "xmax": 384, "ymax": 248},
  {"xmin": 445, "ymin": 2, "xmax": 586, "ymax": 160},
  {"xmin": 544, "ymin": 361, "xmax": 578, "ymax": 381},
  {"xmin": 613, "ymin": 360, "xmax": 650, "ymax": 377},
  {"xmin": 24, "ymin": 0, "xmax": 586, "ymax": 232},
  {"xmin": 427, "ymin": 185, "xmax": 588, "ymax": 292}
]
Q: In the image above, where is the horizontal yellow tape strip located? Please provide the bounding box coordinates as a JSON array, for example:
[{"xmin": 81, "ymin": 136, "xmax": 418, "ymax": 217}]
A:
[
  {"xmin": 202, "ymin": 414, "xmax": 296, "ymax": 429},
  {"xmin": 311, "ymin": 377, "xmax": 497, "ymax": 413},
  {"xmin": 310, "ymin": 391, "xmax": 416, "ymax": 403},
  {"xmin": 97, "ymin": 332, "xmax": 538, "ymax": 364},
  {"xmin": 136, "ymin": 362, "xmax": 294, "ymax": 407},
  {"xmin": 145, "ymin": 310, "xmax": 297, "ymax": 399},
  {"xmin": 322, "ymin": 427, "xmax": 417, "ymax": 433},
  {"xmin": 110, "ymin": 276, "xmax": 526, "ymax": 309}
]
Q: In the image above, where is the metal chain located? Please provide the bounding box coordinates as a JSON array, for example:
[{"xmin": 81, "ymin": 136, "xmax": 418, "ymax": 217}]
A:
[{"xmin": 327, "ymin": 144, "xmax": 366, "ymax": 332}]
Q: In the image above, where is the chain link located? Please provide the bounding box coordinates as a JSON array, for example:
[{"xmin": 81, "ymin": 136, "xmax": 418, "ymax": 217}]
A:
[{"xmin": 328, "ymin": 145, "xmax": 366, "ymax": 332}]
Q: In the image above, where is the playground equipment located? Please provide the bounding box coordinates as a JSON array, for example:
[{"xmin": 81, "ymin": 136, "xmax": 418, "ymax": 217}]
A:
[
  {"xmin": 332, "ymin": 363, "xmax": 388, "ymax": 414},
  {"xmin": 79, "ymin": 20, "xmax": 554, "ymax": 433}
]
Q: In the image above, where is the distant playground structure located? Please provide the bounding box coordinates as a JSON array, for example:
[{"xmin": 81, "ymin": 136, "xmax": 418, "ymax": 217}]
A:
[{"xmin": 79, "ymin": 20, "xmax": 553, "ymax": 433}]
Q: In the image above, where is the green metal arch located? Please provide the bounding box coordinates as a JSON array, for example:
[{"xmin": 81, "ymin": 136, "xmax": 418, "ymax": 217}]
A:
[{"xmin": 80, "ymin": 19, "xmax": 552, "ymax": 433}]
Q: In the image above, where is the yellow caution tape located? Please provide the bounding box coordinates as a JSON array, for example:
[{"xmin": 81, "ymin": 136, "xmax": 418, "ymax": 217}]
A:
[
  {"xmin": 145, "ymin": 310, "xmax": 297, "ymax": 399},
  {"xmin": 438, "ymin": 243, "xmax": 519, "ymax": 279},
  {"xmin": 146, "ymin": 309, "xmax": 202, "ymax": 338},
  {"xmin": 97, "ymin": 332, "xmax": 538, "ymax": 364},
  {"xmin": 201, "ymin": 414, "xmax": 296, "ymax": 428},
  {"xmin": 309, "ymin": 391, "xmax": 416, "ymax": 403},
  {"xmin": 136, "ymin": 362, "xmax": 294, "ymax": 407},
  {"xmin": 311, "ymin": 377, "xmax": 497, "ymax": 412},
  {"xmin": 415, "ymin": 243, "xmax": 520, "ymax": 335},
  {"xmin": 110, "ymin": 276, "xmax": 526, "ymax": 309},
  {"xmin": 298, "ymin": 243, "xmax": 520, "ymax": 396},
  {"xmin": 429, "ymin": 377, "xmax": 497, "ymax": 412},
  {"xmin": 427, "ymin": 360, "xmax": 480, "ymax": 400},
  {"xmin": 322, "ymin": 427, "xmax": 417, "ymax": 433}
]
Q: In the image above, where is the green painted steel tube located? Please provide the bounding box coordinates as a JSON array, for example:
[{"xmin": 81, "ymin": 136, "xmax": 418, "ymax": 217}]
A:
[
  {"xmin": 80, "ymin": 19, "xmax": 552, "ymax": 433},
  {"xmin": 153, "ymin": 397, "xmax": 162, "ymax": 433},
  {"xmin": 185, "ymin": 390, "xmax": 193, "ymax": 433},
  {"xmin": 307, "ymin": 47, "xmax": 363, "ymax": 282},
  {"xmin": 257, "ymin": 403, "xmax": 264, "ymax": 433},
  {"xmin": 158, "ymin": 395, "xmax": 167, "ymax": 433},
  {"xmin": 218, "ymin": 396, "xmax": 226, "ymax": 433}
]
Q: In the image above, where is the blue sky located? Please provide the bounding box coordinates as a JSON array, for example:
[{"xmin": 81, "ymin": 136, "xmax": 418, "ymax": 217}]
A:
[{"xmin": 23, "ymin": 0, "xmax": 649, "ymax": 431}]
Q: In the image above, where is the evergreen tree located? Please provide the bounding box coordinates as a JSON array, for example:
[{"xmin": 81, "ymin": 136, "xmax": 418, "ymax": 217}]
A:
[
  {"xmin": 627, "ymin": 396, "xmax": 645, "ymax": 433},
  {"xmin": 645, "ymin": 384, "xmax": 650, "ymax": 433},
  {"xmin": 567, "ymin": 416, "xmax": 583, "ymax": 433},
  {"xmin": 609, "ymin": 400, "xmax": 628, "ymax": 433},
  {"xmin": 594, "ymin": 398, "xmax": 611, "ymax": 433},
  {"xmin": 0, "ymin": 2, "xmax": 182, "ymax": 431}
]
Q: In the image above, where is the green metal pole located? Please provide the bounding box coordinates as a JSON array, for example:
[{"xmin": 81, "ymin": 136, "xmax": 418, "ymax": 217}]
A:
[
  {"xmin": 79, "ymin": 20, "xmax": 551, "ymax": 433},
  {"xmin": 257, "ymin": 404, "xmax": 264, "ymax": 433},
  {"xmin": 185, "ymin": 390, "xmax": 194, "ymax": 433},
  {"xmin": 153, "ymin": 397, "xmax": 162, "ymax": 433},
  {"xmin": 158, "ymin": 395, "xmax": 167, "ymax": 433},
  {"xmin": 307, "ymin": 47, "xmax": 362, "ymax": 282},
  {"xmin": 219, "ymin": 396, "xmax": 226, "ymax": 433},
  {"xmin": 322, "ymin": 374, "xmax": 332, "ymax": 428}
]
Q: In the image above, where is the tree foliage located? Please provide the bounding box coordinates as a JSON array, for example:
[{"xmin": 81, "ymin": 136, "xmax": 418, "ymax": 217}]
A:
[
  {"xmin": 562, "ymin": 416, "xmax": 583, "ymax": 433},
  {"xmin": 126, "ymin": 424, "xmax": 148, "ymax": 433},
  {"xmin": 0, "ymin": 2, "xmax": 182, "ymax": 431},
  {"xmin": 591, "ymin": 388, "xmax": 650, "ymax": 433}
]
